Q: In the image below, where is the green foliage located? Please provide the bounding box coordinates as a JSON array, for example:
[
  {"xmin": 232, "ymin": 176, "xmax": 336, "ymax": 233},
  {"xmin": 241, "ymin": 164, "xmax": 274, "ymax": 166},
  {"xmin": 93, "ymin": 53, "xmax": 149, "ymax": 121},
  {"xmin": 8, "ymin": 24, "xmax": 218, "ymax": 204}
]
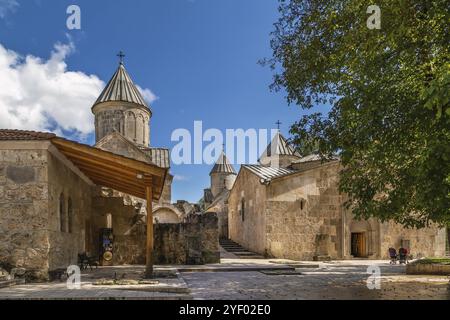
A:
[{"xmin": 267, "ymin": 0, "xmax": 450, "ymax": 228}]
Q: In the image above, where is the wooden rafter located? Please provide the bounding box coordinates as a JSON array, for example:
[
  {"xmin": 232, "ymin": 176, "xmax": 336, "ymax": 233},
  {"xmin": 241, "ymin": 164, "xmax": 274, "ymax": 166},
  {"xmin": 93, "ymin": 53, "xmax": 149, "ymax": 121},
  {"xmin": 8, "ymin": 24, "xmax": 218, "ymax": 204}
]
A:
[{"xmin": 50, "ymin": 137, "xmax": 167, "ymax": 201}]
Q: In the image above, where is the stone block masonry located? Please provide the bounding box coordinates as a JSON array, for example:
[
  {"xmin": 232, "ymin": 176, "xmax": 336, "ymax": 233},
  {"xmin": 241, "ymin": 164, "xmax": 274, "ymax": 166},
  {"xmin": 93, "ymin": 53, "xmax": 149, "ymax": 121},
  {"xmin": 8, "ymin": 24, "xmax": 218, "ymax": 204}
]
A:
[
  {"xmin": 154, "ymin": 213, "xmax": 220, "ymax": 265},
  {"xmin": 0, "ymin": 142, "xmax": 94, "ymax": 281}
]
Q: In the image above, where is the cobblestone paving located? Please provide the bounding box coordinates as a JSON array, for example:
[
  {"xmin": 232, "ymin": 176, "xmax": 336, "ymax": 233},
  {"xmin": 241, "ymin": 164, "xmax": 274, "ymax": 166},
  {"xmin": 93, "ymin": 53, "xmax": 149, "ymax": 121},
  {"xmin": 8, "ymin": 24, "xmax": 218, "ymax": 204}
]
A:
[{"xmin": 181, "ymin": 261, "xmax": 450, "ymax": 300}]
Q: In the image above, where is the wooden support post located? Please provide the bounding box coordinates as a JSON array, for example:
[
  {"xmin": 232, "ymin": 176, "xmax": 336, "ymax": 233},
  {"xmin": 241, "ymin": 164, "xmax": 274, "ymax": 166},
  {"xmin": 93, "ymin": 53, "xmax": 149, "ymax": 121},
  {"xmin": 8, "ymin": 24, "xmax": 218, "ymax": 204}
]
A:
[{"xmin": 145, "ymin": 183, "xmax": 154, "ymax": 278}]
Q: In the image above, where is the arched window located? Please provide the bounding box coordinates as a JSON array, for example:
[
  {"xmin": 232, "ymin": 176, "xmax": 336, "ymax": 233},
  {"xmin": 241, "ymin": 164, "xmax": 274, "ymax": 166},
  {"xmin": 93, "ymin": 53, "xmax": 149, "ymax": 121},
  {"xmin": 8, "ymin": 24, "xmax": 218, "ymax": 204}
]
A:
[
  {"xmin": 136, "ymin": 114, "xmax": 144, "ymax": 144},
  {"xmin": 68, "ymin": 198, "xmax": 73, "ymax": 233},
  {"xmin": 106, "ymin": 213, "xmax": 113, "ymax": 229},
  {"xmin": 59, "ymin": 193, "xmax": 66, "ymax": 232},
  {"xmin": 125, "ymin": 112, "xmax": 136, "ymax": 141}
]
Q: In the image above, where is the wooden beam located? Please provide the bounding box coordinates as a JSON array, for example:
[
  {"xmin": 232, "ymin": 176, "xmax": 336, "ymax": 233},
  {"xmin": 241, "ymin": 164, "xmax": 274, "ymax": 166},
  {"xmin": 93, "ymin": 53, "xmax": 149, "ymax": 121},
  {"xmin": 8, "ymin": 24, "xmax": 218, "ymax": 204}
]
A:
[
  {"xmin": 145, "ymin": 182, "xmax": 154, "ymax": 278},
  {"xmin": 52, "ymin": 138, "xmax": 166, "ymax": 176},
  {"xmin": 65, "ymin": 151, "xmax": 161, "ymax": 188},
  {"xmin": 61, "ymin": 150, "xmax": 144, "ymax": 177},
  {"xmin": 75, "ymin": 163, "xmax": 154, "ymax": 186},
  {"xmin": 90, "ymin": 179, "xmax": 144, "ymax": 196},
  {"xmin": 90, "ymin": 178, "xmax": 145, "ymax": 199},
  {"xmin": 72, "ymin": 161, "xmax": 161, "ymax": 199},
  {"xmin": 77, "ymin": 168, "xmax": 146, "ymax": 190}
]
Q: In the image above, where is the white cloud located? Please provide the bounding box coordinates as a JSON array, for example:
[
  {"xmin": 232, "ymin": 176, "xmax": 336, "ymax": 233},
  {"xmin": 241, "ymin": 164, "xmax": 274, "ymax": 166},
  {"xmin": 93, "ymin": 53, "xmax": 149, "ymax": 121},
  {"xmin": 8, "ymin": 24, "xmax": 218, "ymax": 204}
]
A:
[
  {"xmin": 0, "ymin": 42, "xmax": 158, "ymax": 141},
  {"xmin": 0, "ymin": 42, "xmax": 103, "ymax": 140},
  {"xmin": 0, "ymin": 0, "xmax": 19, "ymax": 19},
  {"xmin": 137, "ymin": 85, "xmax": 158, "ymax": 105},
  {"xmin": 173, "ymin": 175, "xmax": 189, "ymax": 182}
]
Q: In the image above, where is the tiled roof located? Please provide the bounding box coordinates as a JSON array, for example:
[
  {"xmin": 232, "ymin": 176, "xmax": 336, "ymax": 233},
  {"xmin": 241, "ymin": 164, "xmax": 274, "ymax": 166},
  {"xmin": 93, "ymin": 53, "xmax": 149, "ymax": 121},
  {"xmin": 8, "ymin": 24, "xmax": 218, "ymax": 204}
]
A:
[
  {"xmin": 140, "ymin": 147, "xmax": 171, "ymax": 169},
  {"xmin": 0, "ymin": 129, "xmax": 56, "ymax": 141},
  {"xmin": 259, "ymin": 132, "xmax": 299, "ymax": 159},
  {"xmin": 243, "ymin": 164, "xmax": 297, "ymax": 182},
  {"xmin": 210, "ymin": 152, "xmax": 236, "ymax": 175},
  {"xmin": 93, "ymin": 63, "xmax": 150, "ymax": 111},
  {"xmin": 293, "ymin": 154, "xmax": 340, "ymax": 163}
]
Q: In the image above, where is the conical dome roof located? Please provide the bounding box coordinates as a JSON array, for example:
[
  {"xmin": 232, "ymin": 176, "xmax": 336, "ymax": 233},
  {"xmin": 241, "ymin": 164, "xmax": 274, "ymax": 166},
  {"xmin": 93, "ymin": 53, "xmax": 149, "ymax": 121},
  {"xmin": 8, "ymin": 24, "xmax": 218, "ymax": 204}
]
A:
[
  {"xmin": 210, "ymin": 152, "xmax": 236, "ymax": 175},
  {"xmin": 259, "ymin": 131, "xmax": 299, "ymax": 159},
  {"xmin": 93, "ymin": 63, "xmax": 150, "ymax": 111}
]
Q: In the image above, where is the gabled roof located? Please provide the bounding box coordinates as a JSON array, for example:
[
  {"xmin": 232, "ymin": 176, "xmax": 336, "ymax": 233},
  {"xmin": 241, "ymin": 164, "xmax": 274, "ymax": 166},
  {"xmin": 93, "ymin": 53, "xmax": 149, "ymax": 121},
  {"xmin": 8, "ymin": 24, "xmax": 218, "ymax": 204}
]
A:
[
  {"xmin": 210, "ymin": 152, "xmax": 236, "ymax": 175},
  {"xmin": 243, "ymin": 164, "xmax": 297, "ymax": 182},
  {"xmin": 259, "ymin": 132, "xmax": 299, "ymax": 159},
  {"xmin": 95, "ymin": 132, "xmax": 170, "ymax": 169},
  {"xmin": 93, "ymin": 63, "xmax": 150, "ymax": 111},
  {"xmin": 139, "ymin": 147, "xmax": 171, "ymax": 169},
  {"xmin": 293, "ymin": 153, "xmax": 340, "ymax": 163},
  {"xmin": 0, "ymin": 129, "xmax": 167, "ymax": 200},
  {"xmin": 206, "ymin": 189, "xmax": 230, "ymax": 212}
]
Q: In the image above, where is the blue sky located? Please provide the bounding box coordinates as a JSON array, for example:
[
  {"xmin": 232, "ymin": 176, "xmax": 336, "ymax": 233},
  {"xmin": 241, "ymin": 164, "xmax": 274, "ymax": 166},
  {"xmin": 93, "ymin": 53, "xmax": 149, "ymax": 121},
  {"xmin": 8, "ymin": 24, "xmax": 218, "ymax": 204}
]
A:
[{"xmin": 0, "ymin": 0, "xmax": 318, "ymax": 202}]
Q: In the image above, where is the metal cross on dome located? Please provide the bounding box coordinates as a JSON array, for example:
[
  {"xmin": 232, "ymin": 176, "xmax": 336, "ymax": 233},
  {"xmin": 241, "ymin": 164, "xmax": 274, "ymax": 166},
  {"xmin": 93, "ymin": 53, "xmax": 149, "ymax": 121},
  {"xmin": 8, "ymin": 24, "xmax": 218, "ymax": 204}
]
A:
[
  {"xmin": 276, "ymin": 120, "xmax": 282, "ymax": 130},
  {"xmin": 117, "ymin": 51, "xmax": 126, "ymax": 64}
]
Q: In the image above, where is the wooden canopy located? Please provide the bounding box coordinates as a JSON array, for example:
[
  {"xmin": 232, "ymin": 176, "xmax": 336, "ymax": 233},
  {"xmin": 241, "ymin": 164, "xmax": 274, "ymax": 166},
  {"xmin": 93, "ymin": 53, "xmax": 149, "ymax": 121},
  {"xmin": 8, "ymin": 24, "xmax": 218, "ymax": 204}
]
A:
[{"xmin": 51, "ymin": 137, "xmax": 167, "ymax": 200}]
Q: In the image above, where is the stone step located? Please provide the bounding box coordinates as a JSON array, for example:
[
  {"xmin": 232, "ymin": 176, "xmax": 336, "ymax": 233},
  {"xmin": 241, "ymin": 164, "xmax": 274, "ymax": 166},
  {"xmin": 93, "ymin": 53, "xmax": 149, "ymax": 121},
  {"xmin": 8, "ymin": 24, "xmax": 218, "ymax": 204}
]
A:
[
  {"xmin": 233, "ymin": 251, "xmax": 261, "ymax": 256},
  {"xmin": 233, "ymin": 255, "xmax": 265, "ymax": 259},
  {"xmin": 220, "ymin": 240, "xmax": 240, "ymax": 245},
  {"xmin": 0, "ymin": 279, "xmax": 25, "ymax": 289},
  {"xmin": 221, "ymin": 246, "xmax": 246, "ymax": 250}
]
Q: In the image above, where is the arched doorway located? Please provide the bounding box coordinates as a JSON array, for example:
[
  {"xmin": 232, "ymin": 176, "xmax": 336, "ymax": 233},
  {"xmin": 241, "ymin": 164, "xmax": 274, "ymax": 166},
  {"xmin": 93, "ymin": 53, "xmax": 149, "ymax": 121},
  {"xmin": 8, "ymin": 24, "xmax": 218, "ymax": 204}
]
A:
[{"xmin": 350, "ymin": 220, "xmax": 373, "ymax": 258}]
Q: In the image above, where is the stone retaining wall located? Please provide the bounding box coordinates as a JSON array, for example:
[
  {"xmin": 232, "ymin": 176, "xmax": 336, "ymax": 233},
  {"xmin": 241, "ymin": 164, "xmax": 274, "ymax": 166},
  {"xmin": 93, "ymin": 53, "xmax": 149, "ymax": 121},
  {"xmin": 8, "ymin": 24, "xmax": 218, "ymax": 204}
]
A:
[
  {"xmin": 406, "ymin": 263, "xmax": 450, "ymax": 275},
  {"xmin": 154, "ymin": 213, "xmax": 220, "ymax": 265}
]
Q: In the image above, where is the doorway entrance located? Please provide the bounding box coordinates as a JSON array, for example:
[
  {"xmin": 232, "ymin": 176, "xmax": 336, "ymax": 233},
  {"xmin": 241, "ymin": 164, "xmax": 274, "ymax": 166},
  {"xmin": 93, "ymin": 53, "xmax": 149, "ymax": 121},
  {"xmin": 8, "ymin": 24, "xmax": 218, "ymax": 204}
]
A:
[{"xmin": 351, "ymin": 233, "xmax": 367, "ymax": 258}]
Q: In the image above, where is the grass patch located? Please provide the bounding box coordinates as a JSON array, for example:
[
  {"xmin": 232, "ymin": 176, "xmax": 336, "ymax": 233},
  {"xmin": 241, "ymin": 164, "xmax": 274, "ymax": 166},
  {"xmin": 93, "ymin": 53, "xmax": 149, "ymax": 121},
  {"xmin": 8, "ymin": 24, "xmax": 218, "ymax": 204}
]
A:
[{"xmin": 413, "ymin": 258, "xmax": 450, "ymax": 265}]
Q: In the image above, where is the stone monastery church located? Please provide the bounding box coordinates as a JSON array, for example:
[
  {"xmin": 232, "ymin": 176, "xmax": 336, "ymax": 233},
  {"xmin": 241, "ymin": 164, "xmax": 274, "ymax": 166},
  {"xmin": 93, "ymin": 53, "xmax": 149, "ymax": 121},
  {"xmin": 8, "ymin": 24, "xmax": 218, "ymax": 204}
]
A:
[
  {"xmin": 0, "ymin": 56, "xmax": 447, "ymax": 280},
  {"xmin": 0, "ymin": 59, "xmax": 216, "ymax": 280},
  {"xmin": 204, "ymin": 131, "xmax": 447, "ymax": 261}
]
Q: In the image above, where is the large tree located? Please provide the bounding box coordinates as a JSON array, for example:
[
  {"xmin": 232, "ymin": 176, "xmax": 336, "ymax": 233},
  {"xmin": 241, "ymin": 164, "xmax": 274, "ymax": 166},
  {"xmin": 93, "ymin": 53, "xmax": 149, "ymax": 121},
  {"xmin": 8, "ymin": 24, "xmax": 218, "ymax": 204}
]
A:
[{"xmin": 267, "ymin": 0, "xmax": 450, "ymax": 228}]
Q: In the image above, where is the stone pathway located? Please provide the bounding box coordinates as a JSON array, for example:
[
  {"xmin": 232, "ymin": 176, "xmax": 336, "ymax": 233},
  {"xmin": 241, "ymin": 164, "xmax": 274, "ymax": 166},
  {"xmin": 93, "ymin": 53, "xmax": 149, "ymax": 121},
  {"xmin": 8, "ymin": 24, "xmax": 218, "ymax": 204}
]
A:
[
  {"xmin": 0, "ymin": 260, "xmax": 448, "ymax": 300},
  {"xmin": 0, "ymin": 266, "xmax": 191, "ymax": 300},
  {"xmin": 182, "ymin": 260, "xmax": 450, "ymax": 300}
]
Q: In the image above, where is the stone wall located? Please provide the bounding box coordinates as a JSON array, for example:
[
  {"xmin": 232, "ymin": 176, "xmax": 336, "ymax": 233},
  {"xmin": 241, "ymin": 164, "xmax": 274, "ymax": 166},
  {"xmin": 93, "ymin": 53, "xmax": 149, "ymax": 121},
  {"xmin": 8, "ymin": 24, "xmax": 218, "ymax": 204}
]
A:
[
  {"xmin": 229, "ymin": 160, "xmax": 446, "ymax": 261},
  {"xmin": 46, "ymin": 150, "xmax": 94, "ymax": 271},
  {"xmin": 93, "ymin": 101, "xmax": 151, "ymax": 147},
  {"xmin": 92, "ymin": 195, "xmax": 142, "ymax": 264},
  {"xmin": 93, "ymin": 195, "xmax": 219, "ymax": 265},
  {"xmin": 228, "ymin": 168, "xmax": 267, "ymax": 254},
  {"xmin": 379, "ymin": 221, "xmax": 446, "ymax": 259},
  {"xmin": 0, "ymin": 142, "xmax": 93, "ymax": 280},
  {"xmin": 265, "ymin": 162, "xmax": 343, "ymax": 260},
  {"xmin": 154, "ymin": 213, "xmax": 220, "ymax": 264},
  {"xmin": 0, "ymin": 142, "xmax": 51, "ymax": 280}
]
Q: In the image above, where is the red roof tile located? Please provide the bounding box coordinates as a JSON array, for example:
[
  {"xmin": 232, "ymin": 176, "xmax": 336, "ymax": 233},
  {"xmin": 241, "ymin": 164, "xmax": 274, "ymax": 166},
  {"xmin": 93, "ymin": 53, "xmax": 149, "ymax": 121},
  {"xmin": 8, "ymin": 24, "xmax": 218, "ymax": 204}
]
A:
[{"xmin": 0, "ymin": 129, "xmax": 56, "ymax": 141}]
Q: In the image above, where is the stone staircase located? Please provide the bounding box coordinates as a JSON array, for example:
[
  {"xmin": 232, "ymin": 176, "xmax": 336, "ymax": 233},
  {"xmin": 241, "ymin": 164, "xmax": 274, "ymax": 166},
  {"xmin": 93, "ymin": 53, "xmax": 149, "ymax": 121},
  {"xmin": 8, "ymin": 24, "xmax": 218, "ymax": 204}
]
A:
[{"xmin": 220, "ymin": 239, "xmax": 265, "ymax": 259}]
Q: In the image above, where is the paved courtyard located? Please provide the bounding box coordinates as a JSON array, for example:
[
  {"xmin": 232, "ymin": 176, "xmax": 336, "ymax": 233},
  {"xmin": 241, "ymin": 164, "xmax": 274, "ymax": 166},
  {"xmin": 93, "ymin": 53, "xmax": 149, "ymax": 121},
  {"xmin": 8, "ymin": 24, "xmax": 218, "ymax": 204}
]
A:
[
  {"xmin": 183, "ymin": 260, "xmax": 450, "ymax": 300},
  {"xmin": 0, "ymin": 259, "xmax": 448, "ymax": 300}
]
